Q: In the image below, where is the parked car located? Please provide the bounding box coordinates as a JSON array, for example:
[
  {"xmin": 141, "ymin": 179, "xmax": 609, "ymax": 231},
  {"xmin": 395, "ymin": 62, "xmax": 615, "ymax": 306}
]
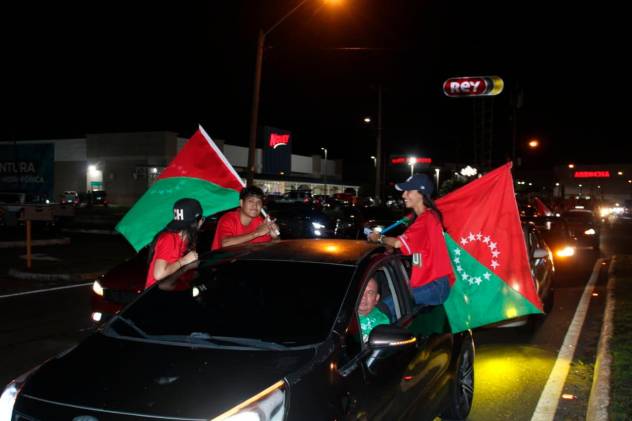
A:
[
  {"xmin": 60, "ymin": 190, "xmax": 80, "ymax": 206},
  {"xmin": 80, "ymin": 190, "xmax": 108, "ymax": 207},
  {"xmin": 265, "ymin": 202, "xmax": 334, "ymax": 239},
  {"xmin": 5, "ymin": 239, "xmax": 475, "ymax": 420},
  {"xmin": 276, "ymin": 189, "xmax": 312, "ymax": 204},
  {"xmin": 528, "ymin": 216, "xmax": 578, "ymax": 268},
  {"xmin": 561, "ymin": 209, "xmax": 600, "ymax": 250}
]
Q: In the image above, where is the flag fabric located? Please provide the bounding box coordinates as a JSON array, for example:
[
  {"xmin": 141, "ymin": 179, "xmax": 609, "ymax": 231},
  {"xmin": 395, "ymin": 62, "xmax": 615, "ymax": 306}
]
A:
[
  {"xmin": 533, "ymin": 196, "xmax": 553, "ymax": 216},
  {"xmin": 437, "ymin": 162, "xmax": 543, "ymax": 332},
  {"xmin": 116, "ymin": 126, "xmax": 245, "ymax": 251}
]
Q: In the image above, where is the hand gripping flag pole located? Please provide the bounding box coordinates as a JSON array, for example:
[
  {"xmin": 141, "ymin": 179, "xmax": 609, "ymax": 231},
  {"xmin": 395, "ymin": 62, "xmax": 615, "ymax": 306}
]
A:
[{"xmin": 364, "ymin": 213, "xmax": 415, "ymax": 237}]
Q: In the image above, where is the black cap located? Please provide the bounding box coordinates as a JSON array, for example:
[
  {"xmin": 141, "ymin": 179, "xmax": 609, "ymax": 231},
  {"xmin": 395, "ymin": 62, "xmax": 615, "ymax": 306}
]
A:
[
  {"xmin": 395, "ymin": 174, "xmax": 434, "ymax": 196},
  {"xmin": 166, "ymin": 198, "xmax": 203, "ymax": 230}
]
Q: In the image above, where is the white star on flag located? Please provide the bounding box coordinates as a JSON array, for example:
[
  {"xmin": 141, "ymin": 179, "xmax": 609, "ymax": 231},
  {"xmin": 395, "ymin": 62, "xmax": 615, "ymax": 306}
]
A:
[
  {"xmin": 492, "ymin": 250, "xmax": 500, "ymax": 258},
  {"xmin": 476, "ymin": 233, "xmax": 483, "ymax": 241},
  {"xmin": 491, "ymin": 260, "xmax": 499, "ymax": 269},
  {"xmin": 456, "ymin": 265, "xmax": 463, "ymax": 272},
  {"xmin": 454, "ymin": 257, "xmax": 460, "ymax": 264},
  {"xmin": 474, "ymin": 277, "xmax": 482, "ymax": 285},
  {"xmin": 483, "ymin": 272, "xmax": 492, "ymax": 280},
  {"xmin": 489, "ymin": 241, "xmax": 497, "ymax": 249},
  {"xmin": 462, "ymin": 273, "xmax": 469, "ymax": 280},
  {"xmin": 483, "ymin": 236, "xmax": 491, "ymax": 244},
  {"xmin": 468, "ymin": 278, "xmax": 475, "ymax": 286},
  {"xmin": 460, "ymin": 238, "xmax": 468, "ymax": 245},
  {"xmin": 454, "ymin": 248, "xmax": 461, "ymax": 256},
  {"xmin": 468, "ymin": 233, "xmax": 476, "ymax": 241}
]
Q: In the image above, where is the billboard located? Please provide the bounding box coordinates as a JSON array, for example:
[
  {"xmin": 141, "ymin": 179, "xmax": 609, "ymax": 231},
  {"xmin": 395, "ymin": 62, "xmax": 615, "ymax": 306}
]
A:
[
  {"xmin": 263, "ymin": 127, "xmax": 292, "ymax": 175},
  {"xmin": 0, "ymin": 143, "xmax": 54, "ymax": 200},
  {"xmin": 443, "ymin": 76, "xmax": 504, "ymax": 97}
]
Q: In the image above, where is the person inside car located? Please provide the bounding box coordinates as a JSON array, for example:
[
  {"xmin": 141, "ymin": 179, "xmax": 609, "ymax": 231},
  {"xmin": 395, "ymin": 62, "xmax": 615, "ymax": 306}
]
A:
[
  {"xmin": 368, "ymin": 174, "xmax": 454, "ymax": 311},
  {"xmin": 358, "ymin": 277, "xmax": 390, "ymax": 342},
  {"xmin": 211, "ymin": 186, "xmax": 280, "ymax": 250},
  {"xmin": 146, "ymin": 198, "xmax": 203, "ymax": 289}
]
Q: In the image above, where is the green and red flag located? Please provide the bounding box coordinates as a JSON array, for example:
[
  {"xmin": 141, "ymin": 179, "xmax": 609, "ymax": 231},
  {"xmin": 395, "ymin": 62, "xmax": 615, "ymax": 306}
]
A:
[
  {"xmin": 116, "ymin": 126, "xmax": 245, "ymax": 251},
  {"xmin": 438, "ymin": 162, "xmax": 543, "ymax": 332}
]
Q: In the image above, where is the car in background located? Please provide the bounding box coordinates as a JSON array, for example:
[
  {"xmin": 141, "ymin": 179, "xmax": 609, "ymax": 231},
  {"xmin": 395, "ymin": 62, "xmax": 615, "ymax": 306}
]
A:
[
  {"xmin": 7, "ymin": 240, "xmax": 475, "ymax": 420},
  {"xmin": 60, "ymin": 190, "xmax": 80, "ymax": 206},
  {"xmin": 561, "ymin": 209, "xmax": 600, "ymax": 250},
  {"xmin": 276, "ymin": 189, "xmax": 312, "ymax": 204},
  {"xmin": 80, "ymin": 190, "xmax": 108, "ymax": 207},
  {"xmin": 526, "ymin": 216, "xmax": 578, "ymax": 268},
  {"xmin": 265, "ymin": 202, "xmax": 334, "ymax": 239}
]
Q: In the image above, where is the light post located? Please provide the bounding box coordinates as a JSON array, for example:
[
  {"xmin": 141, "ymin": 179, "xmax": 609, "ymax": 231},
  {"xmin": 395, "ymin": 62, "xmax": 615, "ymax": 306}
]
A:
[
  {"xmin": 247, "ymin": 0, "xmax": 341, "ymax": 185},
  {"xmin": 408, "ymin": 157, "xmax": 416, "ymax": 177},
  {"xmin": 321, "ymin": 147, "xmax": 328, "ymax": 195},
  {"xmin": 370, "ymin": 155, "xmax": 376, "ymax": 167}
]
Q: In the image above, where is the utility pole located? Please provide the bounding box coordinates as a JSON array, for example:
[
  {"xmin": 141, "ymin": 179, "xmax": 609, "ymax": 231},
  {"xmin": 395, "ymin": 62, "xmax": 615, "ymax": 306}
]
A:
[
  {"xmin": 375, "ymin": 85, "xmax": 383, "ymax": 201},
  {"xmin": 247, "ymin": 30, "xmax": 265, "ymax": 186}
]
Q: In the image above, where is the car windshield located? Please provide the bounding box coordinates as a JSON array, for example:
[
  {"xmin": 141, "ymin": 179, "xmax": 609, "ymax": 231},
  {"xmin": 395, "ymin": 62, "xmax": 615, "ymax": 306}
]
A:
[
  {"xmin": 562, "ymin": 211, "xmax": 593, "ymax": 222},
  {"xmin": 106, "ymin": 260, "xmax": 353, "ymax": 349}
]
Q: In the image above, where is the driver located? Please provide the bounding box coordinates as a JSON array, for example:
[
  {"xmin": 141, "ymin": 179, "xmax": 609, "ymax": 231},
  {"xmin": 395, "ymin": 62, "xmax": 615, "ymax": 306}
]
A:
[{"xmin": 358, "ymin": 277, "xmax": 390, "ymax": 342}]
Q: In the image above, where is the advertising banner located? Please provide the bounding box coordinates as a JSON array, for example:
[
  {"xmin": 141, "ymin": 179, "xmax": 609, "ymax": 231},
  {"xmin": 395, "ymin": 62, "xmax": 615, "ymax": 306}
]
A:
[
  {"xmin": 0, "ymin": 143, "xmax": 54, "ymax": 200},
  {"xmin": 263, "ymin": 127, "xmax": 292, "ymax": 175}
]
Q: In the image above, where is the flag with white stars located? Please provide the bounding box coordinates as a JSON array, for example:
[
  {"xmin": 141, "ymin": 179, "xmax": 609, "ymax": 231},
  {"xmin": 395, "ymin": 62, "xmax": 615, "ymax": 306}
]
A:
[
  {"xmin": 116, "ymin": 126, "xmax": 245, "ymax": 251},
  {"xmin": 437, "ymin": 163, "xmax": 543, "ymax": 332}
]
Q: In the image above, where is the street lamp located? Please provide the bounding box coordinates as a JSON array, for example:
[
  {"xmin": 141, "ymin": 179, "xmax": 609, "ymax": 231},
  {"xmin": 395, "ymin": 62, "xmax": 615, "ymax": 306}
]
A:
[
  {"xmin": 528, "ymin": 139, "xmax": 539, "ymax": 148},
  {"xmin": 247, "ymin": 0, "xmax": 341, "ymax": 185},
  {"xmin": 321, "ymin": 147, "xmax": 328, "ymax": 195},
  {"xmin": 363, "ymin": 117, "xmax": 372, "ymax": 124},
  {"xmin": 407, "ymin": 156, "xmax": 416, "ymax": 177},
  {"xmin": 370, "ymin": 155, "xmax": 376, "ymax": 167}
]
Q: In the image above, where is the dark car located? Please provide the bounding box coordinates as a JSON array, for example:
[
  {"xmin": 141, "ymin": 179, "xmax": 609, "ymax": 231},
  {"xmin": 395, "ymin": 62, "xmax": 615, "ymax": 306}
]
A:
[
  {"xmin": 266, "ymin": 202, "xmax": 334, "ymax": 238},
  {"xmin": 6, "ymin": 240, "xmax": 475, "ymax": 420},
  {"xmin": 561, "ymin": 209, "xmax": 600, "ymax": 250}
]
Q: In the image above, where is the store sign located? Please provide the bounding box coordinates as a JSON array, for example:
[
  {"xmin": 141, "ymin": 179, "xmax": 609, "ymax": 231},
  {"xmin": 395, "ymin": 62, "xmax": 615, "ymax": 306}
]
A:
[
  {"xmin": 443, "ymin": 76, "xmax": 504, "ymax": 97},
  {"xmin": 574, "ymin": 171, "xmax": 610, "ymax": 178},
  {"xmin": 391, "ymin": 157, "xmax": 432, "ymax": 165},
  {"xmin": 269, "ymin": 133, "xmax": 290, "ymax": 149}
]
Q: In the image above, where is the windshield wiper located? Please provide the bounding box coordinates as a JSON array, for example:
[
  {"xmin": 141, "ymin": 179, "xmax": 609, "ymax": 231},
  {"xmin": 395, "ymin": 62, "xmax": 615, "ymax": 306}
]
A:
[
  {"xmin": 151, "ymin": 332, "xmax": 288, "ymax": 350},
  {"xmin": 109, "ymin": 316, "xmax": 148, "ymax": 338}
]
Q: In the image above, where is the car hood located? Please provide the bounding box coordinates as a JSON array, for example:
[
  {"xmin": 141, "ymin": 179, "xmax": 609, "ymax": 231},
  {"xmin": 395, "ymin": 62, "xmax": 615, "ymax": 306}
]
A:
[{"xmin": 22, "ymin": 333, "xmax": 315, "ymax": 419}]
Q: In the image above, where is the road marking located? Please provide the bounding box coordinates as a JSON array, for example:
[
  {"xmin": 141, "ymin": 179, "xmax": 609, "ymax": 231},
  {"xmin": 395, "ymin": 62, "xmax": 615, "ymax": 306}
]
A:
[
  {"xmin": 0, "ymin": 282, "xmax": 93, "ymax": 299},
  {"xmin": 530, "ymin": 258, "xmax": 604, "ymax": 421}
]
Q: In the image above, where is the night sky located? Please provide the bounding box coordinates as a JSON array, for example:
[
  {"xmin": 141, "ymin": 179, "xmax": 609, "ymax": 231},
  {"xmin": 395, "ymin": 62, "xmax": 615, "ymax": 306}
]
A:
[{"xmin": 2, "ymin": 1, "xmax": 627, "ymax": 181}]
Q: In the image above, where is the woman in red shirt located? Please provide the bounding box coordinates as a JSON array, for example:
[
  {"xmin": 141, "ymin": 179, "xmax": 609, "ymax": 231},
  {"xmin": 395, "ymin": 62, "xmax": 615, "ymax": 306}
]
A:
[
  {"xmin": 145, "ymin": 198, "xmax": 204, "ymax": 289},
  {"xmin": 368, "ymin": 174, "xmax": 454, "ymax": 307}
]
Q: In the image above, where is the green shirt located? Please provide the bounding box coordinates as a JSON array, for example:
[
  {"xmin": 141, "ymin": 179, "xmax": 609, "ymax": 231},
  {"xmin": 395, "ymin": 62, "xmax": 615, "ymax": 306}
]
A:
[{"xmin": 359, "ymin": 307, "xmax": 390, "ymax": 342}]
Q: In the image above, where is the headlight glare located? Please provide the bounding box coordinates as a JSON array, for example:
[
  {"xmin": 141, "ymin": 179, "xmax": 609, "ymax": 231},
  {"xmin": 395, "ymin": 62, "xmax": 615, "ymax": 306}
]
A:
[
  {"xmin": 213, "ymin": 380, "xmax": 286, "ymax": 421},
  {"xmin": 0, "ymin": 381, "xmax": 19, "ymax": 421},
  {"xmin": 92, "ymin": 280, "xmax": 104, "ymax": 296},
  {"xmin": 311, "ymin": 222, "xmax": 325, "ymax": 229},
  {"xmin": 556, "ymin": 246, "xmax": 575, "ymax": 257},
  {"xmin": 584, "ymin": 228, "xmax": 596, "ymax": 235}
]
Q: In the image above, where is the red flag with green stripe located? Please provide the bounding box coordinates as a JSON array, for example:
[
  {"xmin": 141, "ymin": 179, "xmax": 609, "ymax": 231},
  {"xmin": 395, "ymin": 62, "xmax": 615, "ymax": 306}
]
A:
[
  {"xmin": 116, "ymin": 126, "xmax": 245, "ymax": 251},
  {"xmin": 437, "ymin": 163, "xmax": 543, "ymax": 332}
]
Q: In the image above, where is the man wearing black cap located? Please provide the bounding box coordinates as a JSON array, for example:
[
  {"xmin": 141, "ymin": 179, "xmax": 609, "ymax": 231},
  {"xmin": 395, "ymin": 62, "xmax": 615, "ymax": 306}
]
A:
[
  {"xmin": 368, "ymin": 174, "xmax": 454, "ymax": 308},
  {"xmin": 145, "ymin": 198, "xmax": 204, "ymax": 289}
]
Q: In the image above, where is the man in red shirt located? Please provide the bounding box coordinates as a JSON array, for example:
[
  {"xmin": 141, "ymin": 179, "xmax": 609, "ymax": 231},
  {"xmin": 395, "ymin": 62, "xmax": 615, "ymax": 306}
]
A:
[
  {"xmin": 368, "ymin": 174, "xmax": 454, "ymax": 307},
  {"xmin": 211, "ymin": 186, "xmax": 279, "ymax": 250}
]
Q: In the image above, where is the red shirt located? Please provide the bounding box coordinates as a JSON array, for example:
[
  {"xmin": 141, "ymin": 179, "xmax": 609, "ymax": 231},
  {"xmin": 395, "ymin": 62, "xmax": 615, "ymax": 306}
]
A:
[
  {"xmin": 146, "ymin": 232, "xmax": 188, "ymax": 289},
  {"xmin": 397, "ymin": 211, "xmax": 454, "ymax": 288},
  {"xmin": 211, "ymin": 209, "xmax": 272, "ymax": 251}
]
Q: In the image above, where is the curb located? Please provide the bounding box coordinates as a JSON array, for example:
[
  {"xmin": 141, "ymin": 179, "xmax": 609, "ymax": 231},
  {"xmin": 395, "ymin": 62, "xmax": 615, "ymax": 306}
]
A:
[
  {"xmin": 7, "ymin": 268, "xmax": 103, "ymax": 282},
  {"xmin": 0, "ymin": 237, "xmax": 71, "ymax": 249},
  {"xmin": 586, "ymin": 257, "xmax": 616, "ymax": 421}
]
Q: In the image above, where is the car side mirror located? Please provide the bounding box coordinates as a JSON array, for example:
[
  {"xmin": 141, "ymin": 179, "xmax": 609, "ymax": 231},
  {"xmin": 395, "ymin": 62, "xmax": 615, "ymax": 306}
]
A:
[
  {"xmin": 368, "ymin": 324, "xmax": 416, "ymax": 350},
  {"xmin": 533, "ymin": 248, "xmax": 548, "ymax": 259}
]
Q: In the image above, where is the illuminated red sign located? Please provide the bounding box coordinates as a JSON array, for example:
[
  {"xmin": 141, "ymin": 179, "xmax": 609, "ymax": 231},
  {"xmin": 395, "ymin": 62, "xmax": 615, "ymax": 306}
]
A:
[
  {"xmin": 574, "ymin": 171, "xmax": 610, "ymax": 178},
  {"xmin": 268, "ymin": 133, "xmax": 290, "ymax": 149},
  {"xmin": 391, "ymin": 157, "xmax": 432, "ymax": 165},
  {"xmin": 443, "ymin": 76, "xmax": 504, "ymax": 97}
]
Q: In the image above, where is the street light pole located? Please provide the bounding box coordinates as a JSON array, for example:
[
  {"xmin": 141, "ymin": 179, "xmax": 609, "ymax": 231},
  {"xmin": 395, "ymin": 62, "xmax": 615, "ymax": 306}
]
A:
[
  {"xmin": 246, "ymin": 0, "xmax": 312, "ymax": 186},
  {"xmin": 375, "ymin": 85, "xmax": 383, "ymax": 202},
  {"xmin": 321, "ymin": 147, "xmax": 328, "ymax": 195}
]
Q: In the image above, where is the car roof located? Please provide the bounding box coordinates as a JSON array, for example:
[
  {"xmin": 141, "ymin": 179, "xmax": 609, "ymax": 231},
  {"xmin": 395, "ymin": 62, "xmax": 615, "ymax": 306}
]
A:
[{"xmin": 202, "ymin": 239, "xmax": 379, "ymax": 267}]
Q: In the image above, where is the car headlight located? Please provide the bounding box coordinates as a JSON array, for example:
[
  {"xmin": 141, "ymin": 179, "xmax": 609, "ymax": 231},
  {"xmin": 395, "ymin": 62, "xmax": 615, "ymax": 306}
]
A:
[
  {"xmin": 584, "ymin": 228, "xmax": 596, "ymax": 235},
  {"xmin": 212, "ymin": 380, "xmax": 286, "ymax": 421},
  {"xmin": 311, "ymin": 222, "xmax": 325, "ymax": 230},
  {"xmin": 92, "ymin": 280, "xmax": 104, "ymax": 296},
  {"xmin": 556, "ymin": 246, "xmax": 576, "ymax": 258},
  {"xmin": 0, "ymin": 367, "xmax": 38, "ymax": 421}
]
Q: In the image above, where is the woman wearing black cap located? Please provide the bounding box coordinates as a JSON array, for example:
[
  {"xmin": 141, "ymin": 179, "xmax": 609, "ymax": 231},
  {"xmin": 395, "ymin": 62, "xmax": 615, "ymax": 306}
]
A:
[
  {"xmin": 145, "ymin": 198, "xmax": 204, "ymax": 289},
  {"xmin": 368, "ymin": 174, "xmax": 454, "ymax": 308}
]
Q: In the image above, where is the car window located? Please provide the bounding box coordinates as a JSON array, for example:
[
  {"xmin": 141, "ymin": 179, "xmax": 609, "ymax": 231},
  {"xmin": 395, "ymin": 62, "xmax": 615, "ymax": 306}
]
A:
[{"xmin": 108, "ymin": 260, "xmax": 354, "ymax": 348}]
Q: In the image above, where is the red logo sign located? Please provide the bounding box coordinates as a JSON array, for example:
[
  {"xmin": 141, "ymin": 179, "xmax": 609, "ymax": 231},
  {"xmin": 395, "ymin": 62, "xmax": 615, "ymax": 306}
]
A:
[
  {"xmin": 443, "ymin": 76, "xmax": 504, "ymax": 97},
  {"xmin": 269, "ymin": 133, "xmax": 290, "ymax": 149},
  {"xmin": 391, "ymin": 157, "xmax": 432, "ymax": 165},
  {"xmin": 574, "ymin": 171, "xmax": 610, "ymax": 178}
]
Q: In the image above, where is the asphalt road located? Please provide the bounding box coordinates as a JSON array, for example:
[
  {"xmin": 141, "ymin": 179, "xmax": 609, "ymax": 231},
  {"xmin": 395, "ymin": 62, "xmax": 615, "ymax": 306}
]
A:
[{"xmin": 1, "ymin": 218, "xmax": 631, "ymax": 419}]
